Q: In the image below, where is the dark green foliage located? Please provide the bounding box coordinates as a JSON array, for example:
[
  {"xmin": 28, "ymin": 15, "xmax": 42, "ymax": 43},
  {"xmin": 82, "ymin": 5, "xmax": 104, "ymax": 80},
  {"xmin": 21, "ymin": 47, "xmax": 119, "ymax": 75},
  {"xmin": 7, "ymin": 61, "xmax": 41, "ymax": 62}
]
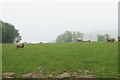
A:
[
  {"xmin": 0, "ymin": 20, "xmax": 21, "ymax": 43},
  {"xmin": 56, "ymin": 31, "xmax": 83, "ymax": 43}
]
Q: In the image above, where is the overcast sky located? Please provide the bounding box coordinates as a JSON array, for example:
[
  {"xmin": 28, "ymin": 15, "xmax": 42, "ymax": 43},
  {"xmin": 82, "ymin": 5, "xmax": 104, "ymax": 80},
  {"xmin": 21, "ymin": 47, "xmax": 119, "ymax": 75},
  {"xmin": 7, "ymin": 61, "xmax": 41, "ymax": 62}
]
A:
[{"xmin": 0, "ymin": 0, "xmax": 119, "ymax": 43}]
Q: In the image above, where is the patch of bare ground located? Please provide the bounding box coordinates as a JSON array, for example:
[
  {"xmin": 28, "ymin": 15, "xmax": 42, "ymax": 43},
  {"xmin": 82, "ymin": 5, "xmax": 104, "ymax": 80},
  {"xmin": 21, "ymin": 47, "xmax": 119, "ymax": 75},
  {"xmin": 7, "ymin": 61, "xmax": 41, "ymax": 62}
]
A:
[
  {"xmin": 22, "ymin": 66, "xmax": 45, "ymax": 78},
  {"xmin": 22, "ymin": 72, "xmax": 45, "ymax": 78},
  {"xmin": 55, "ymin": 69, "xmax": 94, "ymax": 78},
  {"xmin": 22, "ymin": 72, "xmax": 33, "ymax": 77},
  {"xmin": 56, "ymin": 72, "xmax": 70, "ymax": 78},
  {"xmin": 2, "ymin": 72, "xmax": 15, "ymax": 78},
  {"xmin": 77, "ymin": 69, "xmax": 94, "ymax": 78},
  {"xmin": 22, "ymin": 66, "xmax": 94, "ymax": 78},
  {"xmin": 22, "ymin": 70, "xmax": 44, "ymax": 78}
]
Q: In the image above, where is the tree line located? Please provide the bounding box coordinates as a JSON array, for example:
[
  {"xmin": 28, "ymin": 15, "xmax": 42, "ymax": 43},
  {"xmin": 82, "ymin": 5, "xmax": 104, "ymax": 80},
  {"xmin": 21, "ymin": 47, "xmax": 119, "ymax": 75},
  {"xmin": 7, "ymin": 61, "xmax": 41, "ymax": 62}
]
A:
[
  {"xmin": 97, "ymin": 34, "xmax": 110, "ymax": 41},
  {"xmin": 56, "ymin": 31, "xmax": 84, "ymax": 43},
  {"xmin": 0, "ymin": 20, "xmax": 21, "ymax": 43},
  {"xmin": 0, "ymin": 20, "xmax": 112, "ymax": 43},
  {"xmin": 56, "ymin": 31, "xmax": 111, "ymax": 43}
]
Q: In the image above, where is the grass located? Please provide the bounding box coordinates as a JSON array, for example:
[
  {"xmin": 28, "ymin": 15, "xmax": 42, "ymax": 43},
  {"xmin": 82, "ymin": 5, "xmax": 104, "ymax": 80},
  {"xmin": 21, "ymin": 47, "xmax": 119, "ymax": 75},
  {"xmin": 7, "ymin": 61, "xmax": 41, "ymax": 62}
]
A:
[{"xmin": 2, "ymin": 42, "xmax": 118, "ymax": 78}]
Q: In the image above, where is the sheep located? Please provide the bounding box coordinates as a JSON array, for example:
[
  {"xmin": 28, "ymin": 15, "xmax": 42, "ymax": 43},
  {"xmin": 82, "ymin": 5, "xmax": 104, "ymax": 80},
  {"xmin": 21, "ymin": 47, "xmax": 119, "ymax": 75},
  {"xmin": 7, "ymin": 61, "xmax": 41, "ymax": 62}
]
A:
[
  {"xmin": 82, "ymin": 40, "xmax": 91, "ymax": 43},
  {"xmin": 76, "ymin": 38, "xmax": 83, "ymax": 42},
  {"xmin": 106, "ymin": 38, "xmax": 115, "ymax": 43},
  {"xmin": 76, "ymin": 38, "xmax": 91, "ymax": 43},
  {"xmin": 16, "ymin": 43, "xmax": 25, "ymax": 49}
]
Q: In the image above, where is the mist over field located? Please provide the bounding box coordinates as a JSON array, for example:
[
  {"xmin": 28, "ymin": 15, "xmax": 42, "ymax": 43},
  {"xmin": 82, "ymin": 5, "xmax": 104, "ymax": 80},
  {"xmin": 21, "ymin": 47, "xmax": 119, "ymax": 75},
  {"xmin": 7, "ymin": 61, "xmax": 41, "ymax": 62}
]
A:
[
  {"xmin": 84, "ymin": 29, "xmax": 118, "ymax": 41},
  {"xmin": 1, "ymin": 0, "xmax": 118, "ymax": 43}
]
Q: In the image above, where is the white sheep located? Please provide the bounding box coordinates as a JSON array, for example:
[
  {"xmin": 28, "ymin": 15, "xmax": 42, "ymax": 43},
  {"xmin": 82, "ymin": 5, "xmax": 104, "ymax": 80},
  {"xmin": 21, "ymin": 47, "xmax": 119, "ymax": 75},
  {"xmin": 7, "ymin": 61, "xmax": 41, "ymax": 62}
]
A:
[{"xmin": 16, "ymin": 43, "xmax": 25, "ymax": 49}]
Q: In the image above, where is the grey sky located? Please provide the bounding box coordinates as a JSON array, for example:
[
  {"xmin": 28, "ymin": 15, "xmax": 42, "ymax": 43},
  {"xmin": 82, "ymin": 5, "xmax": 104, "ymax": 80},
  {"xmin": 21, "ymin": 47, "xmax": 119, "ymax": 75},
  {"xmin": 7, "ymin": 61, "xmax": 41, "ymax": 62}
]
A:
[{"xmin": 1, "ymin": 0, "xmax": 118, "ymax": 43}]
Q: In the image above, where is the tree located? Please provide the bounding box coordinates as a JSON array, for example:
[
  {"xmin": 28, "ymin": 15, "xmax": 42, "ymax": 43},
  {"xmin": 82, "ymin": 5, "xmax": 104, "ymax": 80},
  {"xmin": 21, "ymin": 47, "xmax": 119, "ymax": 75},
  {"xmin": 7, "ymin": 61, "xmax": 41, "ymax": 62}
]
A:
[
  {"xmin": 0, "ymin": 20, "xmax": 21, "ymax": 43},
  {"xmin": 56, "ymin": 31, "xmax": 83, "ymax": 43},
  {"xmin": 72, "ymin": 31, "xmax": 84, "ymax": 42},
  {"xmin": 104, "ymin": 34, "xmax": 110, "ymax": 38},
  {"xmin": 56, "ymin": 35, "xmax": 63, "ymax": 43},
  {"xmin": 97, "ymin": 34, "xmax": 105, "ymax": 41},
  {"xmin": 65, "ymin": 31, "xmax": 72, "ymax": 42},
  {"xmin": 14, "ymin": 35, "xmax": 22, "ymax": 43},
  {"xmin": 97, "ymin": 34, "xmax": 110, "ymax": 41}
]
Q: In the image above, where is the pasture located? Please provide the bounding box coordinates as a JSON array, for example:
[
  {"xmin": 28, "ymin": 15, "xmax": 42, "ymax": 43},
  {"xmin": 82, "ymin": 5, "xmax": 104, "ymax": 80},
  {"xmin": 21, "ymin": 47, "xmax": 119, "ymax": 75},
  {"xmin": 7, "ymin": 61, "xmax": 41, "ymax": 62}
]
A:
[{"xmin": 2, "ymin": 42, "xmax": 118, "ymax": 78}]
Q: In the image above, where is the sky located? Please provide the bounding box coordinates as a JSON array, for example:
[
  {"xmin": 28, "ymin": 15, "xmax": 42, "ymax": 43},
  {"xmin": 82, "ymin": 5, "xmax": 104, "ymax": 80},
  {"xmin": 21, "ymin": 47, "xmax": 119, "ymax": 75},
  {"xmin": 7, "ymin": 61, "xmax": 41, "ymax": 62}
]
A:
[{"xmin": 0, "ymin": 0, "xmax": 119, "ymax": 43}]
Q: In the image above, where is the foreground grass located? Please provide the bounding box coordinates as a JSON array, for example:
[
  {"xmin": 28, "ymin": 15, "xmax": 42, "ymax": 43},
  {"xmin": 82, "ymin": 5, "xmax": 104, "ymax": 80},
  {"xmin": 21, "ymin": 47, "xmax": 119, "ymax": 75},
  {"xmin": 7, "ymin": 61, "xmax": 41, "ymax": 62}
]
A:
[{"xmin": 2, "ymin": 42, "xmax": 118, "ymax": 78}]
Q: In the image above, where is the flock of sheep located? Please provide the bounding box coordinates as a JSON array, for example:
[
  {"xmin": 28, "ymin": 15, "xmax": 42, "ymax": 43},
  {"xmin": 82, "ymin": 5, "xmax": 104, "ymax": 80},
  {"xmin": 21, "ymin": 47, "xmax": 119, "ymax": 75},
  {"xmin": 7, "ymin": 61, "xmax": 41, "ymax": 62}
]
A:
[
  {"xmin": 76, "ymin": 38, "xmax": 91, "ymax": 43},
  {"xmin": 16, "ymin": 37, "xmax": 120, "ymax": 49},
  {"xmin": 77, "ymin": 37, "xmax": 120, "ymax": 43}
]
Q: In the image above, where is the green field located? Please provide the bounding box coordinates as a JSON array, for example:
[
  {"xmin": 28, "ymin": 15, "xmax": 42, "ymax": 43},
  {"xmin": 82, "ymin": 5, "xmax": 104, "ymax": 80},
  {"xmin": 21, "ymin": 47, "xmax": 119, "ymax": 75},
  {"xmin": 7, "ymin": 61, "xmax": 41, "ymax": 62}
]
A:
[{"xmin": 2, "ymin": 42, "xmax": 118, "ymax": 78}]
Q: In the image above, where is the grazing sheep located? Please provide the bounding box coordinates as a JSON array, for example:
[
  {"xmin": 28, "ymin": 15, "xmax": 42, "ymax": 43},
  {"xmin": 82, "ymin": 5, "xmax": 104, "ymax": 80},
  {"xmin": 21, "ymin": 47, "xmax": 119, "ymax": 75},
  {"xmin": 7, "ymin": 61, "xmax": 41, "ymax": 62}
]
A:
[
  {"xmin": 85, "ymin": 40, "xmax": 91, "ymax": 42},
  {"xmin": 16, "ymin": 43, "xmax": 25, "ymax": 49},
  {"xmin": 82, "ymin": 40, "xmax": 91, "ymax": 43},
  {"xmin": 81, "ymin": 40, "xmax": 86, "ymax": 43},
  {"xmin": 76, "ymin": 38, "xmax": 83, "ymax": 42},
  {"xmin": 76, "ymin": 38, "xmax": 91, "ymax": 43},
  {"xmin": 106, "ymin": 38, "xmax": 115, "ymax": 43}
]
